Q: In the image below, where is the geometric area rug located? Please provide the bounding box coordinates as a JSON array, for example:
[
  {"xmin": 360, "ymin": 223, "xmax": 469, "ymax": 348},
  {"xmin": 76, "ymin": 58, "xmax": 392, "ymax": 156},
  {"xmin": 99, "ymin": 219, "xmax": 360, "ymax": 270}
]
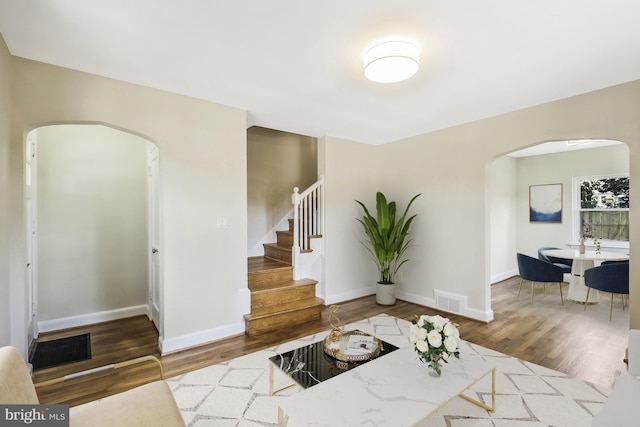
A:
[{"xmin": 166, "ymin": 314, "xmax": 611, "ymax": 426}]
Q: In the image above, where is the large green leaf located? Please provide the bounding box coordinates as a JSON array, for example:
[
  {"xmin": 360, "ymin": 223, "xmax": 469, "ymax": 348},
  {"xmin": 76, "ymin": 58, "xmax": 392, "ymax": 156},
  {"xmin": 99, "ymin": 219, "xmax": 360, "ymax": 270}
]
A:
[{"xmin": 355, "ymin": 192, "xmax": 421, "ymax": 283}]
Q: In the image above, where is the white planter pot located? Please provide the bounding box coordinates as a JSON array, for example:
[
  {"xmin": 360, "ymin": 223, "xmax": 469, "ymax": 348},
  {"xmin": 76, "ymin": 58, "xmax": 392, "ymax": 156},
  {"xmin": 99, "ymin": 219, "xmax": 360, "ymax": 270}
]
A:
[{"xmin": 376, "ymin": 282, "xmax": 396, "ymax": 305}]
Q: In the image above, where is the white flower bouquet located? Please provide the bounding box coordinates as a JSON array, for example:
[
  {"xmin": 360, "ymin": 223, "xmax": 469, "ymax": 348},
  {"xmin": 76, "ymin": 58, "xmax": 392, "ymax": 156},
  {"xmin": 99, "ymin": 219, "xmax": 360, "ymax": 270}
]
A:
[{"xmin": 410, "ymin": 314, "xmax": 461, "ymax": 376}]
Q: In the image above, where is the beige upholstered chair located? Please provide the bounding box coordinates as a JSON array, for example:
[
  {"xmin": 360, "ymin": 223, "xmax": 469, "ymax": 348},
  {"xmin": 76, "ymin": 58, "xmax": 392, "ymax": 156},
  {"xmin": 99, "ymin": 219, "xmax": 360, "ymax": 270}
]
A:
[
  {"xmin": 591, "ymin": 330, "xmax": 640, "ymax": 426},
  {"xmin": 0, "ymin": 346, "xmax": 185, "ymax": 427}
]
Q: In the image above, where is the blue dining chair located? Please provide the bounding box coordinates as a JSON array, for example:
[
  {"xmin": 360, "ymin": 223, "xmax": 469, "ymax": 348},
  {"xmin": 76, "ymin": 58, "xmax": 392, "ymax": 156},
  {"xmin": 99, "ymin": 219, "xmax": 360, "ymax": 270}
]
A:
[
  {"xmin": 517, "ymin": 253, "xmax": 565, "ymax": 305},
  {"xmin": 601, "ymin": 259, "xmax": 629, "ymax": 265},
  {"xmin": 537, "ymin": 247, "xmax": 572, "ymax": 274},
  {"xmin": 584, "ymin": 262, "xmax": 629, "ymax": 320}
]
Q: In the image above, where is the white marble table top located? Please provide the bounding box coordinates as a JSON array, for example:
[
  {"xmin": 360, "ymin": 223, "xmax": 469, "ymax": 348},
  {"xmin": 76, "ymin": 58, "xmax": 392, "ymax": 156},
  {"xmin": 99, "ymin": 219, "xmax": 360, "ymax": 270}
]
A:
[
  {"xmin": 543, "ymin": 249, "xmax": 628, "ymax": 262},
  {"xmin": 278, "ymin": 346, "xmax": 494, "ymax": 426}
]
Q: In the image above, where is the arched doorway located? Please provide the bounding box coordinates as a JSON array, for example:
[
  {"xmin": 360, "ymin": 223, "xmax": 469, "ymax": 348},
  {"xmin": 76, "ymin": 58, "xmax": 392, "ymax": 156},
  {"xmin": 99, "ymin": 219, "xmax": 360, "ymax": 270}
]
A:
[
  {"xmin": 487, "ymin": 138, "xmax": 629, "ymax": 298},
  {"xmin": 26, "ymin": 124, "xmax": 161, "ymax": 345}
]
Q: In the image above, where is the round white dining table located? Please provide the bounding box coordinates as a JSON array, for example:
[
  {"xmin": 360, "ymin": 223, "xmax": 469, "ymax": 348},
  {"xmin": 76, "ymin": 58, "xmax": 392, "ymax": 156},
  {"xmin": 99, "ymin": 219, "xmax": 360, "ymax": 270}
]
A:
[{"xmin": 543, "ymin": 249, "xmax": 629, "ymax": 303}]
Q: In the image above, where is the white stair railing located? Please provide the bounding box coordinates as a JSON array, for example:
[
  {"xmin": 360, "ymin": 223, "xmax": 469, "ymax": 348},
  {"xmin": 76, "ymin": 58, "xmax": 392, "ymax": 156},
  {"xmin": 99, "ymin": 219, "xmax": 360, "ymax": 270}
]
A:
[{"xmin": 291, "ymin": 176, "xmax": 324, "ymax": 270}]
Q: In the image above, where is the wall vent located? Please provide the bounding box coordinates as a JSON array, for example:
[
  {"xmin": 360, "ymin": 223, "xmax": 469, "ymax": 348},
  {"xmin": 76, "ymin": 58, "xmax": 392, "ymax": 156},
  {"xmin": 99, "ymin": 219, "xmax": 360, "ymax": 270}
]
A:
[{"xmin": 434, "ymin": 290, "xmax": 466, "ymax": 314}]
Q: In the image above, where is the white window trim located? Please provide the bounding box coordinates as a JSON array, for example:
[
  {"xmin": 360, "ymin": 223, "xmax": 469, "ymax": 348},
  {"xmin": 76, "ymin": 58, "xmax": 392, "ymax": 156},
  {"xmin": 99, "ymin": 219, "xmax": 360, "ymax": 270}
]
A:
[{"xmin": 572, "ymin": 172, "xmax": 629, "ymax": 250}]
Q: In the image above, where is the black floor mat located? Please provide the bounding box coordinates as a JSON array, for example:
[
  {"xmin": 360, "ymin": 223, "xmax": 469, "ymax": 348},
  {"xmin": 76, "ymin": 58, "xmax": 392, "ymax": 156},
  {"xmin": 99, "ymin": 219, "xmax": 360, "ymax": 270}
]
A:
[{"xmin": 30, "ymin": 333, "xmax": 91, "ymax": 371}]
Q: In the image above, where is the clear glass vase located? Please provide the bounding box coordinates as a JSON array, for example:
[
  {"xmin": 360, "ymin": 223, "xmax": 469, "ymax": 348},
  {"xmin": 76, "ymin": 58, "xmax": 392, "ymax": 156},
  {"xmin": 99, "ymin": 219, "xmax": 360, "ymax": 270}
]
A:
[{"xmin": 427, "ymin": 356, "xmax": 442, "ymax": 377}]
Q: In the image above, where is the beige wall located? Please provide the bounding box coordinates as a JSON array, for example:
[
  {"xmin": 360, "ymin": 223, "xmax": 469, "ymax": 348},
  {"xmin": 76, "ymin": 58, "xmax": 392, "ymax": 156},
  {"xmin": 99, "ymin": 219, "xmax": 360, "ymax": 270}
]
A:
[
  {"xmin": 0, "ymin": 34, "xmax": 11, "ymax": 346},
  {"xmin": 321, "ymin": 80, "xmax": 640, "ymax": 326},
  {"xmin": 488, "ymin": 155, "xmax": 517, "ymax": 282},
  {"xmin": 516, "ymin": 144, "xmax": 629, "ymax": 258},
  {"xmin": 376, "ymin": 129, "xmax": 492, "ymax": 319},
  {"xmin": 9, "ymin": 58, "xmax": 247, "ymax": 354},
  {"xmin": 381, "ymin": 81, "xmax": 640, "ymax": 328},
  {"xmin": 36, "ymin": 125, "xmax": 149, "ymax": 324},
  {"xmin": 319, "ymin": 136, "xmax": 379, "ymax": 303},
  {"xmin": 247, "ymin": 126, "xmax": 317, "ymax": 256}
]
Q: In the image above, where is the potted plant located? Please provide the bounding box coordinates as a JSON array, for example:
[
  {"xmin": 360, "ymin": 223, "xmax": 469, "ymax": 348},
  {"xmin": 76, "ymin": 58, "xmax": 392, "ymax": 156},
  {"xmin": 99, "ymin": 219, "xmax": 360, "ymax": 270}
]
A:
[{"xmin": 355, "ymin": 192, "xmax": 421, "ymax": 305}]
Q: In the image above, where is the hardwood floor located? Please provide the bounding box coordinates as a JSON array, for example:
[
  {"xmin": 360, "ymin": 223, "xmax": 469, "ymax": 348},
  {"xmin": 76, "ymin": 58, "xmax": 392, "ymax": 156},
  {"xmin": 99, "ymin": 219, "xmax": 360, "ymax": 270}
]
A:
[{"xmin": 33, "ymin": 276, "xmax": 629, "ymax": 406}]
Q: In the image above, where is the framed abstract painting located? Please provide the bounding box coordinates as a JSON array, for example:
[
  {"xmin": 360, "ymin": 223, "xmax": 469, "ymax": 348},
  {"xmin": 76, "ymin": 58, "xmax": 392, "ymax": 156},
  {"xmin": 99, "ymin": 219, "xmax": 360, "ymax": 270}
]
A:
[{"xmin": 529, "ymin": 183, "xmax": 562, "ymax": 223}]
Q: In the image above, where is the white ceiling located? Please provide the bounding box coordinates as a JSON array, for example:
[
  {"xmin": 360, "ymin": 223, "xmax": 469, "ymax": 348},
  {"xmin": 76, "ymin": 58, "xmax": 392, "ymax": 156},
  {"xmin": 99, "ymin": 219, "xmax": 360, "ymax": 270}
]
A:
[{"xmin": 1, "ymin": 1, "xmax": 640, "ymax": 145}]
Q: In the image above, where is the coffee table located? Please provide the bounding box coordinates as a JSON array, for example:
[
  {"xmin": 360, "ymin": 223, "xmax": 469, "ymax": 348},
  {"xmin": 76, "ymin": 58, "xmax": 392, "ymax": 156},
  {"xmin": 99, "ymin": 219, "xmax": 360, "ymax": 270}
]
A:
[
  {"xmin": 271, "ymin": 338, "xmax": 495, "ymax": 426},
  {"xmin": 268, "ymin": 333, "xmax": 399, "ymax": 395}
]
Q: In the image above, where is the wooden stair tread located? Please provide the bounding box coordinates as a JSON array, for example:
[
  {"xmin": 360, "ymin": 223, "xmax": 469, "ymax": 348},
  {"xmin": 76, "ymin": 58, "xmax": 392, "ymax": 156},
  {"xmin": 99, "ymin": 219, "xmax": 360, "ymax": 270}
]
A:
[
  {"xmin": 248, "ymin": 265, "xmax": 292, "ymax": 276},
  {"xmin": 246, "ymin": 215, "xmax": 324, "ymax": 335},
  {"xmin": 248, "ymin": 256, "xmax": 291, "ymax": 271},
  {"xmin": 250, "ymin": 278, "xmax": 317, "ymax": 293},
  {"xmin": 245, "ymin": 297, "xmax": 324, "ymax": 319}
]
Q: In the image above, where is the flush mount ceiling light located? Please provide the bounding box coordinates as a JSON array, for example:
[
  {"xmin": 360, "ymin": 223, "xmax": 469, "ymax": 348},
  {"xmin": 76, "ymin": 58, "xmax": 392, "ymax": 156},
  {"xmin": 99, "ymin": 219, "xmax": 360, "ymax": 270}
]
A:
[{"xmin": 364, "ymin": 41, "xmax": 419, "ymax": 83}]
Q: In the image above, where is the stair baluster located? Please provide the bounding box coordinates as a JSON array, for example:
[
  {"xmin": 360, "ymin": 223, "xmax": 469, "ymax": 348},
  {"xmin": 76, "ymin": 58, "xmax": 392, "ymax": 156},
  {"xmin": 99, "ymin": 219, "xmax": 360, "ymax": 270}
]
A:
[{"xmin": 291, "ymin": 176, "xmax": 324, "ymax": 277}]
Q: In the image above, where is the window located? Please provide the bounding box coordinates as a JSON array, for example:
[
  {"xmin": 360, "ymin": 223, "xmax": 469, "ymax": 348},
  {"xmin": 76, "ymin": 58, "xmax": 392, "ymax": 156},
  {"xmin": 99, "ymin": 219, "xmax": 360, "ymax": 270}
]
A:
[{"xmin": 576, "ymin": 174, "xmax": 629, "ymax": 243}]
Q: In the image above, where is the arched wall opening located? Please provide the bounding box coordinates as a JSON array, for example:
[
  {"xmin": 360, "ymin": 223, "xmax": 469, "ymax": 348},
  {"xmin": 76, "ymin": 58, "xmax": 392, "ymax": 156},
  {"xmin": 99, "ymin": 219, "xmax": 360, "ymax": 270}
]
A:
[
  {"xmin": 8, "ymin": 57, "xmax": 248, "ymax": 358},
  {"xmin": 487, "ymin": 138, "xmax": 630, "ymax": 303},
  {"xmin": 25, "ymin": 123, "xmax": 161, "ymax": 343}
]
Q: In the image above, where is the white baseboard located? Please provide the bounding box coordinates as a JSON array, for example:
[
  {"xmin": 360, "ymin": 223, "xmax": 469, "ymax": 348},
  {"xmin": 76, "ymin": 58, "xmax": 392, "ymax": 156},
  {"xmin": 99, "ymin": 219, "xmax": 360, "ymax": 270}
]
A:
[
  {"xmin": 324, "ymin": 287, "xmax": 494, "ymax": 323},
  {"xmin": 160, "ymin": 321, "xmax": 246, "ymax": 355},
  {"xmin": 323, "ymin": 287, "xmax": 374, "ymax": 306},
  {"xmin": 491, "ymin": 269, "xmax": 519, "ymax": 284},
  {"xmin": 395, "ymin": 290, "xmax": 435, "ymax": 311},
  {"xmin": 38, "ymin": 305, "xmax": 149, "ymax": 333},
  {"xmin": 396, "ymin": 290, "xmax": 494, "ymax": 322}
]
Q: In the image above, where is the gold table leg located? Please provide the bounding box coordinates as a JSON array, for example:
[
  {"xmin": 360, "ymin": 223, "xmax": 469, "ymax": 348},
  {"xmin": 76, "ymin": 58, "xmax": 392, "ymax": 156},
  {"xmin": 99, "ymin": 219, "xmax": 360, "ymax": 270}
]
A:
[
  {"xmin": 269, "ymin": 362, "xmax": 299, "ymax": 396},
  {"xmin": 278, "ymin": 406, "xmax": 284, "ymax": 427},
  {"xmin": 458, "ymin": 368, "xmax": 496, "ymax": 412}
]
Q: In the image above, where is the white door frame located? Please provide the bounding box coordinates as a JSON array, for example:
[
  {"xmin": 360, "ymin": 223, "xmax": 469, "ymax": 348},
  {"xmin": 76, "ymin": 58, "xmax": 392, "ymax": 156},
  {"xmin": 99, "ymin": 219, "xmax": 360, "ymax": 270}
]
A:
[
  {"xmin": 147, "ymin": 143, "xmax": 161, "ymax": 333},
  {"xmin": 26, "ymin": 124, "xmax": 163, "ymax": 348},
  {"xmin": 25, "ymin": 132, "xmax": 38, "ymax": 345}
]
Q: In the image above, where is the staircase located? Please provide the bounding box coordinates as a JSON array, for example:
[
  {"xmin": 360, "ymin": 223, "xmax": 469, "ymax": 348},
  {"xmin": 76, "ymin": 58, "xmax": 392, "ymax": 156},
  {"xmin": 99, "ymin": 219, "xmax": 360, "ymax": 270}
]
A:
[{"xmin": 244, "ymin": 220, "xmax": 324, "ymax": 336}]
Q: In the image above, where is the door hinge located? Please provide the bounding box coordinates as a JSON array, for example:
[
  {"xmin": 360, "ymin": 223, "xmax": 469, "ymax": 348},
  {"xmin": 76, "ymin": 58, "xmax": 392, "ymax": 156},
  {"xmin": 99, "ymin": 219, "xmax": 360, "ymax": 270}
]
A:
[
  {"xmin": 32, "ymin": 302, "xmax": 37, "ymax": 316},
  {"xmin": 149, "ymin": 290, "xmax": 153, "ymax": 301}
]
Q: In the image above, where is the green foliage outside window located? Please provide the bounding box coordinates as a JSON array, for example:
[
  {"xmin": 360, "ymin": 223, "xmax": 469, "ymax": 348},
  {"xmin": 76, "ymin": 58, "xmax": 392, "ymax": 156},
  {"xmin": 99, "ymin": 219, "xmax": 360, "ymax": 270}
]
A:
[{"xmin": 580, "ymin": 177, "xmax": 629, "ymax": 208}]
